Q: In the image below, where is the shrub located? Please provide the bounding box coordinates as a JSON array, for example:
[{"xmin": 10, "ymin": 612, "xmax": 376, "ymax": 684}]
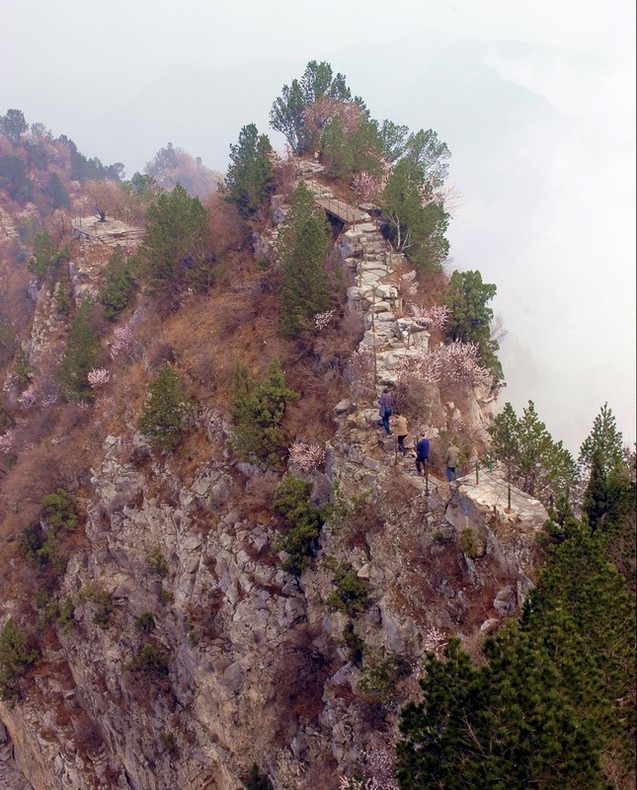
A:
[
  {"xmin": 14, "ymin": 348, "xmax": 32, "ymax": 388},
  {"xmin": 244, "ymin": 764, "xmax": 274, "ymax": 790},
  {"xmin": 288, "ymin": 440, "xmax": 325, "ymax": 472},
  {"xmin": 98, "ymin": 247, "xmax": 138, "ymax": 320},
  {"xmin": 324, "ymin": 556, "xmax": 369, "ymax": 617},
  {"xmin": 147, "ymin": 547, "xmax": 168, "ymax": 577},
  {"xmin": 80, "ymin": 585, "xmax": 114, "ymax": 629},
  {"xmin": 230, "ymin": 360, "xmax": 298, "ymax": 468},
  {"xmin": 342, "ymin": 621, "xmax": 365, "ymax": 665},
  {"xmin": 0, "ymin": 619, "xmax": 38, "ymax": 704},
  {"xmin": 135, "ymin": 612, "xmax": 155, "ymax": 633},
  {"xmin": 359, "ymin": 649, "xmax": 410, "ymax": 704},
  {"xmin": 458, "ymin": 528, "xmax": 479, "ymax": 559},
  {"xmin": 36, "ymin": 593, "xmax": 74, "ymax": 633},
  {"xmin": 19, "ymin": 489, "xmax": 78, "ymax": 568},
  {"xmin": 41, "ymin": 488, "xmax": 78, "ymax": 531},
  {"xmin": 273, "ymin": 475, "xmax": 324, "ymax": 575},
  {"xmin": 28, "ymin": 231, "xmax": 70, "ymax": 281},
  {"xmin": 87, "ymin": 368, "xmax": 111, "ymax": 389},
  {"xmin": 57, "ymin": 300, "xmax": 101, "ymax": 401},
  {"xmin": 130, "ymin": 642, "xmax": 169, "ymax": 677},
  {"xmin": 139, "ymin": 365, "xmax": 192, "ymax": 451},
  {"xmin": 159, "ymin": 730, "xmax": 180, "ymax": 760}
]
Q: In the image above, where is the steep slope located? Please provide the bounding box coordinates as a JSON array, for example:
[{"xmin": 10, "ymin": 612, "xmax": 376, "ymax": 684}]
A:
[{"xmin": 0, "ymin": 158, "xmax": 546, "ymax": 790}]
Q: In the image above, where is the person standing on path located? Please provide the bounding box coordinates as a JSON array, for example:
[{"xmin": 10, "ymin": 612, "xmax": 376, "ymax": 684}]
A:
[
  {"xmin": 393, "ymin": 412, "xmax": 408, "ymax": 455},
  {"xmin": 415, "ymin": 434, "xmax": 430, "ymax": 476},
  {"xmin": 446, "ymin": 442, "xmax": 461, "ymax": 482},
  {"xmin": 378, "ymin": 388, "xmax": 393, "ymax": 435}
]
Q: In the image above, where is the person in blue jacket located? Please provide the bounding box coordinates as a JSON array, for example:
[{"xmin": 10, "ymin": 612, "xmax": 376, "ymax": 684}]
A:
[{"xmin": 415, "ymin": 434, "xmax": 430, "ymax": 476}]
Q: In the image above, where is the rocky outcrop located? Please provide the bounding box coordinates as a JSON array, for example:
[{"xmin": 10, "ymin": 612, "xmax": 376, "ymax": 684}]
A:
[{"xmin": 0, "ymin": 159, "xmax": 548, "ymax": 790}]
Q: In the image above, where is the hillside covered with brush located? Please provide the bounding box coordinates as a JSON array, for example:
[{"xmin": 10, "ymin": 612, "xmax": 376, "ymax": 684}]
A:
[{"xmin": 0, "ymin": 62, "xmax": 634, "ymax": 790}]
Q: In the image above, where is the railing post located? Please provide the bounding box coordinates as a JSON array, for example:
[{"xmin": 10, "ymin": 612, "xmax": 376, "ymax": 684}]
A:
[{"xmin": 475, "ymin": 461, "xmax": 479, "ymax": 485}]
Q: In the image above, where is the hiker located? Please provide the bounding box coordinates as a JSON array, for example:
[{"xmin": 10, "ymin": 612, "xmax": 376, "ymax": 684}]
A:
[
  {"xmin": 378, "ymin": 388, "xmax": 393, "ymax": 435},
  {"xmin": 415, "ymin": 434, "xmax": 430, "ymax": 476},
  {"xmin": 446, "ymin": 442, "xmax": 461, "ymax": 482},
  {"xmin": 393, "ymin": 412, "xmax": 408, "ymax": 455}
]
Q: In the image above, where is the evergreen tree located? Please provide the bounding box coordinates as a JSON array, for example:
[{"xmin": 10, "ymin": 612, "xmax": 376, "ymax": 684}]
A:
[
  {"xmin": 224, "ymin": 124, "xmax": 274, "ymax": 217},
  {"xmin": 398, "ymin": 519, "xmax": 636, "ymax": 789},
  {"xmin": 582, "ymin": 450, "xmax": 610, "ymax": 531},
  {"xmin": 381, "ymin": 159, "xmax": 449, "ymax": 271},
  {"xmin": 273, "ymin": 475, "xmax": 324, "ymax": 575},
  {"xmin": 57, "ymin": 300, "xmax": 101, "ymax": 401},
  {"xmin": 140, "ymin": 184, "xmax": 212, "ymax": 293},
  {"xmin": 44, "ymin": 172, "xmax": 70, "ymax": 209},
  {"xmin": 488, "ymin": 401, "xmax": 578, "ymax": 503},
  {"xmin": 277, "ymin": 183, "xmax": 330, "ymax": 337},
  {"xmin": 578, "ymin": 403, "xmax": 625, "ymax": 475},
  {"xmin": 402, "ymin": 128, "xmax": 451, "ymax": 187},
  {"xmin": 444, "ymin": 269, "xmax": 502, "ymax": 381},
  {"xmin": 29, "ymin": 231, "xmax": 70, "ymax": 281},
  {"xmin": 0, "ymin": 155, "xmax": 33, "ymax": 202},
  {"xmin": 139, "ymin": 365, "xmax": 192, "ymax": 451},
  {"xmin": 270, "ymin": 60, "xmax": 352, "ymax": 154},
  {"xmin": 98, "ymin": 247, "xmax": 138, "ymax": 320},
  {"xmin": 379, "ymin": 120, "xmax": 410, "ymax": 163},
  {"xmin": 0, "ymin": 619, "xmax": 37, "ymax": 704},
  {"xmin": 230, "ymin": 360, "xmax": 298, "ymax": 468},
  {"xmin": 0, "ymin": 109, "xmax": 28, "ymax": 145}
]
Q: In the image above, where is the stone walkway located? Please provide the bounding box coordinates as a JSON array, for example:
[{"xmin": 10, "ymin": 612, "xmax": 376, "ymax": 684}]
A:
[{"xmin": 295, "ymin": 162, "xmax": 547, "ymax": 531}]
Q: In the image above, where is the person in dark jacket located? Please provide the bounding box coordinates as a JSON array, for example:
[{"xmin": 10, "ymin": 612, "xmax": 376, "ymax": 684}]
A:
[
  {"xmin": 378, "ymin": 388, "xmax": 393, "ymax": 435},
  {"xmin": 415, "ymin": 434, "xmax": 430, "ymax": 476}
]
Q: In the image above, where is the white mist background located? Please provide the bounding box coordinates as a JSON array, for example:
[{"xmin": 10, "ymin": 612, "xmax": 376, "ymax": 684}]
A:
[{"xmin": 2, "ymin": 0, "xmax": 635, "ymax": 452}]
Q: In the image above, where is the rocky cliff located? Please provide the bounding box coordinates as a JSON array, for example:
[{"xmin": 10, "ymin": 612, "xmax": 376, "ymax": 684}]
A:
[{"xmin": 0, "ymin": 160, "xmax": 547, "ymax": 789}]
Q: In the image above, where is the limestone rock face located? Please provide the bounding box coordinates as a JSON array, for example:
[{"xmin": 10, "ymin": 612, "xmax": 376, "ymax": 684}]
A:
[{"xmin": 0, "ymin": 159, "xmax": 540, "ymax": 790}]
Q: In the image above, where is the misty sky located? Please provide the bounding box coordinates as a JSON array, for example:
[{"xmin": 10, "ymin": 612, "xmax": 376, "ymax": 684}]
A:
[{"xmin": 2, "ymin": 0, "xmax": 635, "ymax": 451}]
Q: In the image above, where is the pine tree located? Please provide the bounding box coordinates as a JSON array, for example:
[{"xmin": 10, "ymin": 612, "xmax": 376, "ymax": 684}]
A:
[
  {"xmin": 444, "ymin": 269, "xmax": 502, "ymax": 381},
  {"xmin": 270, "ymin": 60, "xmax": 352, "ymax": 154},
  {"xmin": 489, "ymin": 401, "xmax": 577, "ymax": 503},
  {"xmin": 583, "ymin": 450, "xmax": 610, "ymax": 531},
  {"xmin": 398, "ymin": 523, "xmax": 635, "ymax": 789},
  {"xmin": 99, "ymin": 247, "xmax": 138, "ymax": 320},
  {"xmin": 141, "ymin": 184, "xmax": 211, "ymax": 293},
  {"xmin": 277, "ymin": 183, "xmax": 330, "ymax": 337},
  {"xmin": 57, "ymin": 300, "xmax": 101, "ymax": 400},
  {"xmin": 578, "ymin": 403, "xmax": 624, "ymax": 475},
  {"xmin": 0, "ymin": 618, "xmax": 37, "ymax": 704},
  {"xmin": 224, "ymin": 124, "xmax": 274, "ymax": 217},
  {"xmin": 230, "ymin": 360, "xmax": 298, "ymax": 468},
  {"xmin": 139, "ymin": 365, "xmax": 192, "ymax": 451},
  {"xmin": 29, "ymin": 231, "xmax": 70, "ymax": 281},
  {"xmin": 381, "ymin": 159, "xmax": 450, "ymax": 271}
]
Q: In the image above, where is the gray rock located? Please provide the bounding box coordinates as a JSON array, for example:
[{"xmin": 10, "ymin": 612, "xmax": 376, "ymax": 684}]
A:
[{"xmin": 493, "ymin": 586, "xmax": 517, "ymax": 616}]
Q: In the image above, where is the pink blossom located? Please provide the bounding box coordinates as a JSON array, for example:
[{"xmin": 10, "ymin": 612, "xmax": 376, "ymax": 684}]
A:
[
  {"xmin": 410, "ymin": 304, "xmax": 450, "ymax": 330},
  {"xmin": 313, "ymin": 310, "xmax": 336, "ymax": 331},
  {"xmin": 0, "ymin": 429, "xmax": 17, "ymax": 455},
  {"xmin": 395, "ymin": 342, "xmax": 492, "ymax": 390},
  {"xmin": 339, "ymin": 747, "xmax": 399, "ymax": 790},
  {"xmin": 423, "ymin": 626, "xmax": 447, "ymax": 656},
  {"xmin": 110, "ymin": 324, "xmax": 135, "ymax": 359},
  {"xmin": 18, "ymin": 381, "xmax": 38, "ymax": 407},
  {"xmin": 289, "ymin": 441, "xmax": 325, "ymax": 472},
  {"xmin": 88, "ymin": 368, "xmax": 111, "ymax": 389},
  {"xmin": 351, "ymin": 172, "xmax": 383, "ymax": 203}
]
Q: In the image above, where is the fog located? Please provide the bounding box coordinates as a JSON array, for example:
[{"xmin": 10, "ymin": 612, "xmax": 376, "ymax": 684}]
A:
[{"xmin": 2, "ymin": 0, "xmax": 635, "ymax": 451}]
